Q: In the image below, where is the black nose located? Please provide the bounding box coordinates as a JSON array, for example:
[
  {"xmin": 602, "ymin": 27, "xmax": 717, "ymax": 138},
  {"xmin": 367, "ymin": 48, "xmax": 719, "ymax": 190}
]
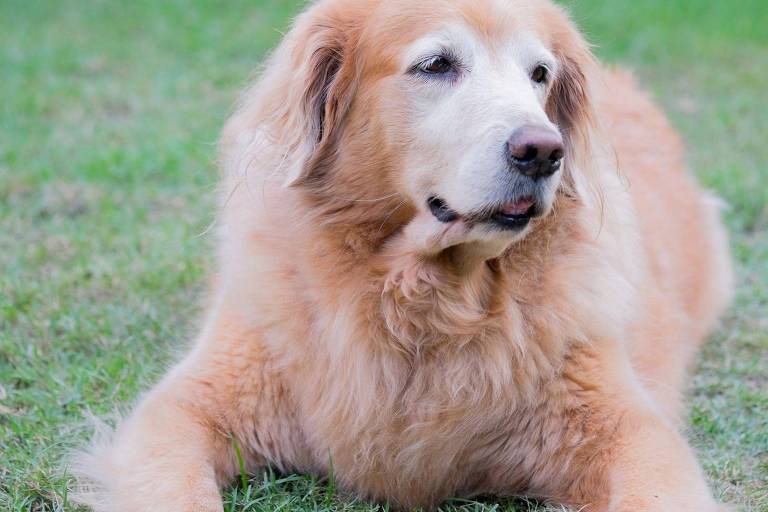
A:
[{"xmin": 506, "ymin": 125, "xmax": 564, "ymax": 180}]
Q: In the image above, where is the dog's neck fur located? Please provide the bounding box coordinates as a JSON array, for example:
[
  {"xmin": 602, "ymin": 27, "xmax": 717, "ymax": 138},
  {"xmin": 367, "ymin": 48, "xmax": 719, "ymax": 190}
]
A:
[{"xmin": 299, "ymin": 188, "xmax": 586, "ymax": 362}]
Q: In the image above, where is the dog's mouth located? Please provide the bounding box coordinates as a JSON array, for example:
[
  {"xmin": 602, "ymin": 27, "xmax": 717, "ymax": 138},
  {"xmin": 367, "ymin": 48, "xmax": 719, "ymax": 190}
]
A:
[
  {"xmin": 489, "ymin": 197, "xmax": 537, "ymax": 229},
  {"xmin": 428, "ymin": 196, "xmax": 538, "ymax": 230}
]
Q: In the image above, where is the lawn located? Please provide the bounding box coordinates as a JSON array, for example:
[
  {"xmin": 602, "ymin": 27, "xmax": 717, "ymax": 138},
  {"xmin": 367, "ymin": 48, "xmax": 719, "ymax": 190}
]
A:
[{"xmin": 0, "ymin": 0, "xmax": 766, "ymax": 511}]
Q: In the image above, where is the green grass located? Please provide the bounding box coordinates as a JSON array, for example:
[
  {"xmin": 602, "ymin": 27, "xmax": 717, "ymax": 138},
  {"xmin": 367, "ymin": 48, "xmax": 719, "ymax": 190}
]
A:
[{"xmin": 1, "ymin": 0, "xmax": 766, "ymax": 510}]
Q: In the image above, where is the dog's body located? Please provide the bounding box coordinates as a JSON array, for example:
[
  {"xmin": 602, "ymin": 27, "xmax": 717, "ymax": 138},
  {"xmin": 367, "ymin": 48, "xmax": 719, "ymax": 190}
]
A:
[{"xmin": 74, "ymin": 0, "xmax": 733, "ymax": 510}]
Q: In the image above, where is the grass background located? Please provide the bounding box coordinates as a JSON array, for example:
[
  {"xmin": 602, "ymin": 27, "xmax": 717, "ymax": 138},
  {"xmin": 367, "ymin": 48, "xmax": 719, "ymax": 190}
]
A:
[{"xmin": 0, "ymin": 0, "xmax": 766, "ymax": 510}]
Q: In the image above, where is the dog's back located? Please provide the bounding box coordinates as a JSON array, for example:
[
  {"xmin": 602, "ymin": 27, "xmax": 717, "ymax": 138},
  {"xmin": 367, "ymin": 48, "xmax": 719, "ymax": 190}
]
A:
[{"xmin": 597, "ymin": 69, "xmax": 733, "ymax": 415}]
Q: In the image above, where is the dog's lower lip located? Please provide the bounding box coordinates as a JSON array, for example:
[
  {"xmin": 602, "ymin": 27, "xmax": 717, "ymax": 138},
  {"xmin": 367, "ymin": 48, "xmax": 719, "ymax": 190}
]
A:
[
  {"xmin": 490, "ymin": 198, "xmax": 537, "ymax": 229},
  {"xmin": 491, "ymin": 211, "xmax": 532, "ymax": 229}
]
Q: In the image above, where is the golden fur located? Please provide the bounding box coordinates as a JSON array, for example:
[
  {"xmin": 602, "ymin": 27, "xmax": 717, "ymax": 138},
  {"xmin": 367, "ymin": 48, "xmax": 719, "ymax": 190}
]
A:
[{"xmin": 73, "ymin": 0, "xmax": 734, "ymax": 510}]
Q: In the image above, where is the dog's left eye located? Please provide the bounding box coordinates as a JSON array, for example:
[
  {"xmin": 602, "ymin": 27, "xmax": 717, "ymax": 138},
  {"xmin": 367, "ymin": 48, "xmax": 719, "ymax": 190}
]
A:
[
  {"xmin": 531, "ymin": 65, "xmax": 549, "ymax": 84},
  {"xmin": 417, "ymin": 56, "xmax": 456, "ymax": 75}
]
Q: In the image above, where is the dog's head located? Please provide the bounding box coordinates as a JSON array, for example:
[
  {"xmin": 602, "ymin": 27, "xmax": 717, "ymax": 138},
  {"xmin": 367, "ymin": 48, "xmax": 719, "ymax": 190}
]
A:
[{"xmin": 240, "ymin": 0, "xmax": 597, "ymax": 251}]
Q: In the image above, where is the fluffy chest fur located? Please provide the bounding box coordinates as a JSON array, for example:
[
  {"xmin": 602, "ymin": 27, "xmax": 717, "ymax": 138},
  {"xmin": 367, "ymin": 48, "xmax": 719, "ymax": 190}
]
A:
[{"xmin": 226, "ymin": 191, "xmax": 641, "ymax": 507}]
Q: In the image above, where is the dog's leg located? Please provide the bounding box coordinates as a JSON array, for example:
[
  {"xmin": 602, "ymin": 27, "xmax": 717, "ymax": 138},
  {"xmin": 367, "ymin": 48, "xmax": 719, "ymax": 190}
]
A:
[
  {"xmin": 556, "ymin": 344, "xmax": 725, "ymax": 512},
  {"xmin": 73, "ymin": 360, "xmax": 234, "ymax": 512},
  {"xmin": 603, "ymin": 412, "xmax": 727, "ymax": 512},
  {"xmin": 73, "ymin": 313, "xmax": 289, "ymax": 512}
]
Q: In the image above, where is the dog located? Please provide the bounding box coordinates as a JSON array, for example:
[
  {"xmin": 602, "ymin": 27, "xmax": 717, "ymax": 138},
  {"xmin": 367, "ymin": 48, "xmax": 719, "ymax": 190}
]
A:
[{"xmin": 72, "ymin": 0, "xmax": 734, "ymax": 510}]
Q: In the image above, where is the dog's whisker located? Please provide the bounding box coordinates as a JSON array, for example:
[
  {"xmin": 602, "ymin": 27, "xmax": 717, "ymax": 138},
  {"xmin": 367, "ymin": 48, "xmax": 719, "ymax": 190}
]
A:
[
  {"xmin": 377, "ymin": 200, "xmax": 406, "ymax": 236},
  {"xmin": 352, "ymin": 192, "xmax": 403, "ymax": 203}
]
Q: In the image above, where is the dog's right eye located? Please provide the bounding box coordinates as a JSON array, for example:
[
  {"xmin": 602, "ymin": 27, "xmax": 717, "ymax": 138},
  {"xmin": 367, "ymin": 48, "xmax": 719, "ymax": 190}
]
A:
[{"xmin": 416, "ymin": 56, "xmax": 456, "ymax": 76}]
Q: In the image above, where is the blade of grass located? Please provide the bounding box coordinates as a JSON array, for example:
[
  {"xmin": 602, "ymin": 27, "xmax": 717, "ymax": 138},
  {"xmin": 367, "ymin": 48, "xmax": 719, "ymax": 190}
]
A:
[{"xmin": 231, "ymin": 434, "xmax": 249, "ymax": 489}]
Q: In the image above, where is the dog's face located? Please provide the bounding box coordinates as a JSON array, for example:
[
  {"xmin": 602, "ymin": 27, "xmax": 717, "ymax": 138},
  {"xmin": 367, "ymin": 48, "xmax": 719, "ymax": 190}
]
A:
[
  {"xmin": 382, "ymin": 14, "xmax": 567, "ymax": 238},
  {"xmin": 279, "ymin": 0, "xmax": 593, "ymax": 248}
]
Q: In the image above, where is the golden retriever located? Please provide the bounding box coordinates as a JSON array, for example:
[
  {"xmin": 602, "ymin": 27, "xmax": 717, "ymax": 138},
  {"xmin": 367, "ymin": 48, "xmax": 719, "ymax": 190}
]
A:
[{"xmin": 73, "ymin": 0, "xmax": 734, "ymax": 510}]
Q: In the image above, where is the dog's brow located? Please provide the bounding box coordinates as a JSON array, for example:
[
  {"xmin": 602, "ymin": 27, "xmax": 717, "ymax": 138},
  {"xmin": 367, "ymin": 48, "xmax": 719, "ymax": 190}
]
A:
[
  {"xmin": 400, "ymin": 25, "xmax": 476, "ymax": 71},
  {"xmin": 505, "ymin": 33, "xmax": 558, "ymax": 74}
]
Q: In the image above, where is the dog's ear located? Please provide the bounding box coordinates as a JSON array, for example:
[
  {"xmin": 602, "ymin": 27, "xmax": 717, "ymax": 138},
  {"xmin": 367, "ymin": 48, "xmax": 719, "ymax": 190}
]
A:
[
  {"xmin": 543, "ymin": 14, "xmax": 602, "ymax": 205},
  {"xmin": 545, "ymin": 21, "xmax": 596, "ymax": 156},
  {"xmin": 281, "ymin": 11, "xmax": 359, "ymax": 187},
  {"xmin": 547, "ymin": 53, "xmax": 592, "ymax": 139}
]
